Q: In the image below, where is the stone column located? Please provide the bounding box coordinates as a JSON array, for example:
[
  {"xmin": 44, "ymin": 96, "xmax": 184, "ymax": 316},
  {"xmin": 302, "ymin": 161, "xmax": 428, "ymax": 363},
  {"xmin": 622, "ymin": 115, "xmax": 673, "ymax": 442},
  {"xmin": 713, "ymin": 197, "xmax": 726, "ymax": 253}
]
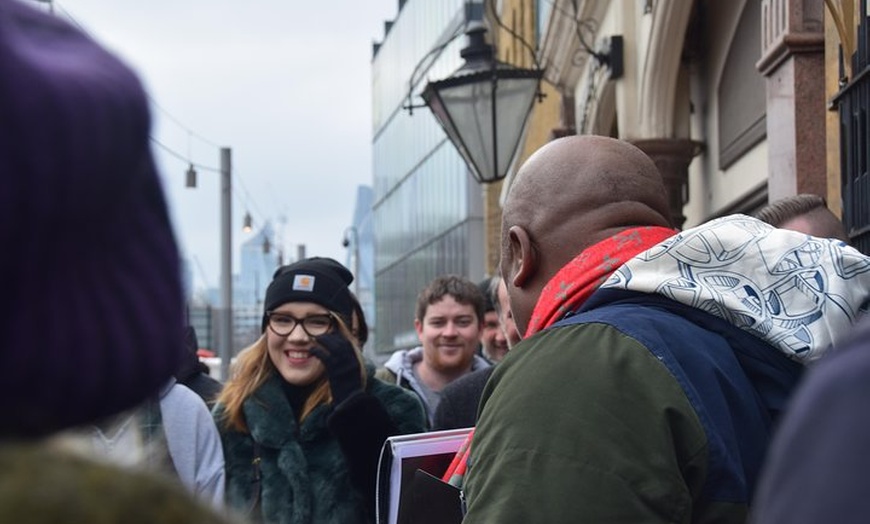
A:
[
  {"xmin": 632, "ymin": 138, "xmax": 704, "ymax": 229},
  {"xmin": 483, "ymin": 180, "xmax": 504, "ymax": 276},
  {"xmin": 757, "ymin": 0, "xmax": 826, "ymax": 201}
]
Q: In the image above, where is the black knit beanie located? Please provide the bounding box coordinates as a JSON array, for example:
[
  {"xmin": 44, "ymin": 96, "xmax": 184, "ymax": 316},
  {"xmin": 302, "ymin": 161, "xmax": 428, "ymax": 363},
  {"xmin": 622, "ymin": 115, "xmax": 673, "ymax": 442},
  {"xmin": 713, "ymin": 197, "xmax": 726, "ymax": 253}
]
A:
[
  {"xmin": 0, "ymin": 1, "xmax": 183, "ymax": 438},
  {"xmin": 262, "ymin": 257, "xmax": 354, "ymax": 330}
]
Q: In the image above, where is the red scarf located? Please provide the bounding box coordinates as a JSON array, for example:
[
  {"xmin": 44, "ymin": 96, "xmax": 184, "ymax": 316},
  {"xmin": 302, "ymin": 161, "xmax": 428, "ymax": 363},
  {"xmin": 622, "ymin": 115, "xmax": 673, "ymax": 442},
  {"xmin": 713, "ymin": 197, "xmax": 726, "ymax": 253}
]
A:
[{"xmin": 525, "ymin": 226, "xmax": 677, "ymax": 337}]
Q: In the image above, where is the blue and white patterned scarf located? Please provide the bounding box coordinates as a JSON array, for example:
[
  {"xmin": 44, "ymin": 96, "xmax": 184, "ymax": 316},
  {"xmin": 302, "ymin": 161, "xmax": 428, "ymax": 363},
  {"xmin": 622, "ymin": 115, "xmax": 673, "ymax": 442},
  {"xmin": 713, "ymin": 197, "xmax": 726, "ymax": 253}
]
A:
[{"xmin": 602, "ymin": 214, "xmax": 870, "ymax": 363}]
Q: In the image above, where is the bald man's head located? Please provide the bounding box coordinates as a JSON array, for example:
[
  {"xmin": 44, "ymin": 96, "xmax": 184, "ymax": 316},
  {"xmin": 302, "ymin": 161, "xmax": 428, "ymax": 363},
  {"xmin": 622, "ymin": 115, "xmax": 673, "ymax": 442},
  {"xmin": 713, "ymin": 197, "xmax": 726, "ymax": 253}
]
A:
[{"xmin": 500, "ymin": 135, "xmax": 673, "ymax": 334}]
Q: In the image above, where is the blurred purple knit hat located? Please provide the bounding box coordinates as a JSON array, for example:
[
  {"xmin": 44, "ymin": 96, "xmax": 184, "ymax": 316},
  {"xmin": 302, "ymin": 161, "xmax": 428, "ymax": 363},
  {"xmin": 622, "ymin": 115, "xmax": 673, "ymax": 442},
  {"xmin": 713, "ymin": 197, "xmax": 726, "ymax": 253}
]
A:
[{"xmin": 0, "ymin": 0, "xmax": 184, "ymax": 437}]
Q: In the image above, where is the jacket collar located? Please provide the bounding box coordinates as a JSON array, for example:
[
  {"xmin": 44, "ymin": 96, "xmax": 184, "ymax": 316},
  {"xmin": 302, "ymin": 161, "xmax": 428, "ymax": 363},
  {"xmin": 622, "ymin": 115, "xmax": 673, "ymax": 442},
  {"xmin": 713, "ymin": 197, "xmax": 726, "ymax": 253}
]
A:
[{"xmin": 243, "ymin": 373, "xmax": 335, "ymax": 448}]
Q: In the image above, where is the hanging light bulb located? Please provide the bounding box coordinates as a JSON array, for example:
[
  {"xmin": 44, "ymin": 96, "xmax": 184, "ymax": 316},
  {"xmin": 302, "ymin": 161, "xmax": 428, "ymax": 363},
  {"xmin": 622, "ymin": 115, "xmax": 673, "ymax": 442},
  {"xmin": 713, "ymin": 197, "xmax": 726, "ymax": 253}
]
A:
[
  {"xmin": 242, "ymin": 211, "xmax": 253, "ymax": 233},
  {"xmin": 185, "ymin": 164, "xmax": 197, "ymax": 188}
]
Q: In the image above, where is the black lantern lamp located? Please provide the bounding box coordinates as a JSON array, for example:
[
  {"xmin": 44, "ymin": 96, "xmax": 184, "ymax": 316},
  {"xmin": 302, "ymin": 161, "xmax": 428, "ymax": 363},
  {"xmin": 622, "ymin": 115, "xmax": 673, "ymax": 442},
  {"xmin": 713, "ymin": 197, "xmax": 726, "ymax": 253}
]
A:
[
  {"xmin": 421, "ymin": 22, "xmax": 543, "ymax": 184},
  {"xmin": 185, "ymin": 163, "xmax": 198, "ymax": 188}
]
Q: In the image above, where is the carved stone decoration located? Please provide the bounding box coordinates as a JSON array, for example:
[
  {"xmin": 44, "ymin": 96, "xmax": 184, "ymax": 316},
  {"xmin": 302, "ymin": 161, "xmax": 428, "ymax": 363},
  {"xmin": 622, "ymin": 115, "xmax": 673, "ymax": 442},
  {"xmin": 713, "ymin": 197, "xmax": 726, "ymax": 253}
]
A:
[
  {"xmin": 631, "ymin": 138, "xmax": 705, "ymax": 229},
  {"xmin": 637, "ymin": 1, "xmax": 695, "ymax": 138}
]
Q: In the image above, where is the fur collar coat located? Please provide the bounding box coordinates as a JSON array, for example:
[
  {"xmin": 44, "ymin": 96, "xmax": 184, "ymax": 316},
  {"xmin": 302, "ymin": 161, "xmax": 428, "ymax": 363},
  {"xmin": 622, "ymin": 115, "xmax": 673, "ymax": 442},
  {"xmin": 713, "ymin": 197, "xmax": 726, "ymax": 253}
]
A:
[{"xmin": 216, "ymin": 368, "xmax": 425, "ymax": 524}]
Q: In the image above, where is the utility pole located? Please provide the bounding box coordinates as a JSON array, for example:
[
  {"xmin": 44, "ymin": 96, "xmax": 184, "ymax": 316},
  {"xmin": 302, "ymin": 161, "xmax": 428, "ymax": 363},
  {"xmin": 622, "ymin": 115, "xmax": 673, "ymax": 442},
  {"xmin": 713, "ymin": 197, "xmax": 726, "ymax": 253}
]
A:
[
  {"xmin": 219, "ymin": 147, "xmax": 233, "ymax": 382},
  {"xmin": 343, "ymin": 226, "xmax": 360, "ymax": 297}
]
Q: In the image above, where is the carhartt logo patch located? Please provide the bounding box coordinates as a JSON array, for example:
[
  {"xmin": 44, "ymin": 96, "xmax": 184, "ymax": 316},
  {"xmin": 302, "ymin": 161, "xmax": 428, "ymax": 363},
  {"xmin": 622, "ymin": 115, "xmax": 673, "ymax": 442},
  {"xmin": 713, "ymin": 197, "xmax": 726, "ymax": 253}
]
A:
[{"xmin": 292, "ymin": 274, "xmax": 315, "ymax": 291}]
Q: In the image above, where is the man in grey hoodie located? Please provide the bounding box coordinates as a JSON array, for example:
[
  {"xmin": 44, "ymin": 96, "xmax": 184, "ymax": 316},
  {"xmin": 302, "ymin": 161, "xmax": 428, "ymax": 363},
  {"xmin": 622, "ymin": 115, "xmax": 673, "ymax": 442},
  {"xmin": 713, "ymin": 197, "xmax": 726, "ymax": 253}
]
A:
[{"xmin": 376, "ymin": 275, "xmax": 491, "ymax": 427}]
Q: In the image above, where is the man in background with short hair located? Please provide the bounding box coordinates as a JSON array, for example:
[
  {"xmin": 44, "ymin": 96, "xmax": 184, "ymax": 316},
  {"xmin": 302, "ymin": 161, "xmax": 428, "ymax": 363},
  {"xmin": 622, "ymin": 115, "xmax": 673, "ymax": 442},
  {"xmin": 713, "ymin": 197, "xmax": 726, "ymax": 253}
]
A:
[
  {"xmin": 754, "ymin": 193, "xmax": 849, "ymax": 242},
  {"xmin": 433, "ymin": 276, "xmax": 521, "ymax": 430},
  {"xmin": 478, "ymin": 277, "xmax": 509, "ymax": 364},
  {"xmin": 376, "ymin": 275, "xmax": 490, "ymax": 427}
]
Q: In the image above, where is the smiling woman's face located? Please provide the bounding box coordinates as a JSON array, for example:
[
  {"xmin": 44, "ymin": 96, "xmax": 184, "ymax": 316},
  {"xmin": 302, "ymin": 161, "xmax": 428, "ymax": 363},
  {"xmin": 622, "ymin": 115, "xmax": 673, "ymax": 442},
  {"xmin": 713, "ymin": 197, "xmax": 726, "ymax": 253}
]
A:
[{"xmin": 265, "ymin": 301, "xmax": 328, "ymax": 386}]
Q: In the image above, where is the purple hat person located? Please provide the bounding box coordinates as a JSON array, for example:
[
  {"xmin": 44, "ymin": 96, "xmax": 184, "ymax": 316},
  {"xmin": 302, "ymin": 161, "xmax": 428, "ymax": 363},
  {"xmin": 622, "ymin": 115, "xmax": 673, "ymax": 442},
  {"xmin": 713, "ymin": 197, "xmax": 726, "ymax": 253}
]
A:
[{"xmin": 0, "ymin": 0, "xmax": 184, "ymax": 437}]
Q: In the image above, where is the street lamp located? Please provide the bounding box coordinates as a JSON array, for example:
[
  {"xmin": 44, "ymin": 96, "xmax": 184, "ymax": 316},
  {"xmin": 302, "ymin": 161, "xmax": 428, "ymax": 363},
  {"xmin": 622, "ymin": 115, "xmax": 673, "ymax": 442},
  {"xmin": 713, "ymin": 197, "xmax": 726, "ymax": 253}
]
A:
[
  {"xmin": 218, "ymin": 148, "xmax": 233, "ymax": 382},
  {"xmin": 185, "ymin": 164, "xmax": 197, "ymax": 188},
  {"xmin": 421, "ymin": 22, "xmax": 543, "ymax": 184},
  {"xmin": 342, "ymin": 226, "xmax": 360, "ymax": 298},
  {"xmin": 186, "ymin": 148, "xmax": 233, "ymax": 381}
]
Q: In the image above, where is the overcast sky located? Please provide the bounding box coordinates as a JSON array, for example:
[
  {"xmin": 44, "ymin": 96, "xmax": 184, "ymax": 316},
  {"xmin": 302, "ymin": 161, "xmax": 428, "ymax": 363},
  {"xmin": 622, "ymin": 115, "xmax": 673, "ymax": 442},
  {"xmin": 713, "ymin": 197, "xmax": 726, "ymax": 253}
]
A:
[{"xmin": 48, "ymin": 0, "xmax": 397, "ymax": 292}]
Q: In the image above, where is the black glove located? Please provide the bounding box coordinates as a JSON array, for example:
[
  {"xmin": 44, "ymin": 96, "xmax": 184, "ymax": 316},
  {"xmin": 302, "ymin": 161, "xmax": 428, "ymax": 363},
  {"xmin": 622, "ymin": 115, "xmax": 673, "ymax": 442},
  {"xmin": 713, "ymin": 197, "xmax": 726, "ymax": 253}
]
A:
[{"xmin": 310, "ymin": 333, "xmax": 363, "ymax": 405}]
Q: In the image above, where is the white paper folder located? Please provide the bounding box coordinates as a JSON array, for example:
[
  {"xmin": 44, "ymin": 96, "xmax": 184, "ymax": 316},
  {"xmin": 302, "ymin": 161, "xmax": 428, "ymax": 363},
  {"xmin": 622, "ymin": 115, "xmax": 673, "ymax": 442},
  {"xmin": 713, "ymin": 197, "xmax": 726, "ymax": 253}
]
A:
[{"xmin": 375, "ymin": 427, "xmax": 472, "ymax": 524}]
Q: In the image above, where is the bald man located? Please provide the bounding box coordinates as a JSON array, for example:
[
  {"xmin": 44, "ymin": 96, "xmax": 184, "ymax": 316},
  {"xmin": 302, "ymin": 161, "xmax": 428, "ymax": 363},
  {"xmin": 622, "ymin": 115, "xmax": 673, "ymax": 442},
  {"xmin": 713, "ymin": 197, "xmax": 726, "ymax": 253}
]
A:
[{"xmin": 463, "ymin": 136, "xmax": 870, "ymax": 523}]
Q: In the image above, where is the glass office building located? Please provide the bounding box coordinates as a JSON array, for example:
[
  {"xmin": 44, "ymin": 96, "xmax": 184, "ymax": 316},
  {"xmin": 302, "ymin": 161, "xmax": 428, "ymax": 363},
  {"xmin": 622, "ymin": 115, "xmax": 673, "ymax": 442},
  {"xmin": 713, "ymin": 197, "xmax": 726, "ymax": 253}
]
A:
[{"xmin": 371, "ymin": 0, "xmax": 486, "ymax": 357}]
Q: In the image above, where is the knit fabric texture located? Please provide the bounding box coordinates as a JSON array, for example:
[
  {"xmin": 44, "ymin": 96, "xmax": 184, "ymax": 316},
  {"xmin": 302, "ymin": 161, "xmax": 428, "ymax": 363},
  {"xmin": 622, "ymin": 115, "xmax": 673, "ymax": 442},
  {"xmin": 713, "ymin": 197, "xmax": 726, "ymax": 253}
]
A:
[
  {"xmin": 263, "ymin": 257, "xmax": 354, "ymax": 327},
  {"xmin": 0, "ymin": 0, "xmax": 184, "ymax": 437}
]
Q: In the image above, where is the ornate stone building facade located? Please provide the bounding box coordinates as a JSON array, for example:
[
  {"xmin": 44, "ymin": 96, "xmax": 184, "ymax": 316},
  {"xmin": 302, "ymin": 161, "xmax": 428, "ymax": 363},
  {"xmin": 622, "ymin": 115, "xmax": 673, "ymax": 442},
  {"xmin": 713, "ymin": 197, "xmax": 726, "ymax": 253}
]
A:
[{"xmin": 504, "ymin": 0, "xmax": 840, "ymax": 232}]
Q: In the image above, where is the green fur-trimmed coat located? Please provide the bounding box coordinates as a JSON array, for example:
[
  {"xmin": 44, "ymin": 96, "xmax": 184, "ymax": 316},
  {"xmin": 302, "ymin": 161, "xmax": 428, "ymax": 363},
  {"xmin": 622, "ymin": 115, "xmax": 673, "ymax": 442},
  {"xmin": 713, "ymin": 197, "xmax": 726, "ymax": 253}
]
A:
[{"xmin": 214, "ymin": 368, "xmax": 426, "ymax": 524}]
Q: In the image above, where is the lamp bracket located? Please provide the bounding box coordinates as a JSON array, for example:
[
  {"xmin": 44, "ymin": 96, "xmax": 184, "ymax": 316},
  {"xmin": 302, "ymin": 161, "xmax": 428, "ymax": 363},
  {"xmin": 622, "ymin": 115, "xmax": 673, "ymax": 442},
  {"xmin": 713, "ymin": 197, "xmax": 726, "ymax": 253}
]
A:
[
  {"xmin": 402, "ymin": 100, "xmax": 429, "ymax": 115},
  {"xmin": 598, "ymin": 35, "xmax": 624, "ymax": 79}
]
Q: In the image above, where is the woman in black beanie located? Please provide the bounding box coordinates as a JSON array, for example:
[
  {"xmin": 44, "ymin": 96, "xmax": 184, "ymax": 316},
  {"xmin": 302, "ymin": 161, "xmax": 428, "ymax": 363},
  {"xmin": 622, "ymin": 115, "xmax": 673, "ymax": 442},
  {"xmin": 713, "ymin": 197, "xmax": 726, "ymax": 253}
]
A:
[{"xmin": 214, "ymin": 257, "xmax": 426, "ymax": 524}]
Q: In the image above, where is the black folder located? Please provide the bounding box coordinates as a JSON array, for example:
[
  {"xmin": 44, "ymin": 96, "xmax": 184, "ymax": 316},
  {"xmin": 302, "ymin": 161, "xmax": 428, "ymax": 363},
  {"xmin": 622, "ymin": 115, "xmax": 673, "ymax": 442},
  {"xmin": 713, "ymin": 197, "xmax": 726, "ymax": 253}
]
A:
[{"xmin": 406, "ymin": 469, "xmax": 464, "ymax": 524}]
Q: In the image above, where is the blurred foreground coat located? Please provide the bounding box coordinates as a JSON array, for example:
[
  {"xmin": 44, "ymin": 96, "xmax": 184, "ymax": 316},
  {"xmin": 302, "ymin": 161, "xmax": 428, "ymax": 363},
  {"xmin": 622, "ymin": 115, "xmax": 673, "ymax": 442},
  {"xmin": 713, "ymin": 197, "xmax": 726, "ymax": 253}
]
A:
[
  {"xmin": 0, "ymin": 442, "xmax": 236, "ymax": 524},
  {"xmin": 750, "ymin": 318, "xmax": 870, "ymax": 523}
]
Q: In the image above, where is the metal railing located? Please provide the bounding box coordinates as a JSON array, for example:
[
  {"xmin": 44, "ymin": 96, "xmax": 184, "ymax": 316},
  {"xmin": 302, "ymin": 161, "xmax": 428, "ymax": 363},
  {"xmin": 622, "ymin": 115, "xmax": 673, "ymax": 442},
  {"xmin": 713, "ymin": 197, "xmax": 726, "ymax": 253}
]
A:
[{"xmin": 835, "ymin": 0, "xmax": 870, "ymax": 254}]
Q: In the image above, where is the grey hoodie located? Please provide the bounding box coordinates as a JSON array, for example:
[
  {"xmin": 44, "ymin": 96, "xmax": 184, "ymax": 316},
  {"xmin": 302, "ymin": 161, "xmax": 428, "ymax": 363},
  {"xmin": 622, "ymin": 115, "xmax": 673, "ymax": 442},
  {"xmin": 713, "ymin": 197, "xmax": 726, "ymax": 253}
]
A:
[
  {"xmin": 159, "ymin": 379, "xmax": 226, "ymax": 508},
  {"xmin": 379, "ymin": 346, "xmax": 491, "ymax": 426}
]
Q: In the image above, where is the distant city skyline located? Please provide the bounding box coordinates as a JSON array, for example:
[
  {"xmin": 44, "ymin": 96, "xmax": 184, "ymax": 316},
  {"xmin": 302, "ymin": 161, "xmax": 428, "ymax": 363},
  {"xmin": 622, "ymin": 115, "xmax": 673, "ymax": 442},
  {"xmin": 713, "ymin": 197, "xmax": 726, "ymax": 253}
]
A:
[
  {"xmin": 185, "ymin": 182, "xmax": 374, "ymax": 356},
  {"xmin": 49, "ymin": 0, "xmax": 399, "ymax": 292}
]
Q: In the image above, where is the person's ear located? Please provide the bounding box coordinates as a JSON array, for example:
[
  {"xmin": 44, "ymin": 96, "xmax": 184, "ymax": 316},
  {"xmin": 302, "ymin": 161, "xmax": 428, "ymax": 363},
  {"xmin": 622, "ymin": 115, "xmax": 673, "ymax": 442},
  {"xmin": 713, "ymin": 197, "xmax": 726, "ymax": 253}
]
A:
[
  {"xmin": 414, "ymin": 318, "xmax": 424, "ymax": 341},
  {"xmin": 507, "ymin": 225, "xmax": 536, "ymax": 288}
]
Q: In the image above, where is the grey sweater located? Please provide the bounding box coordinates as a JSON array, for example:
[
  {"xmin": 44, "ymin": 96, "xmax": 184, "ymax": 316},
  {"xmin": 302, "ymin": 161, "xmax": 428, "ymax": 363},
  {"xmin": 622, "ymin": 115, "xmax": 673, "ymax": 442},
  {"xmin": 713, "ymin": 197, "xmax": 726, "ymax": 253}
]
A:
[{"xmin": 160, "ymin": 379, "xmax": 227, "ymax": 508}]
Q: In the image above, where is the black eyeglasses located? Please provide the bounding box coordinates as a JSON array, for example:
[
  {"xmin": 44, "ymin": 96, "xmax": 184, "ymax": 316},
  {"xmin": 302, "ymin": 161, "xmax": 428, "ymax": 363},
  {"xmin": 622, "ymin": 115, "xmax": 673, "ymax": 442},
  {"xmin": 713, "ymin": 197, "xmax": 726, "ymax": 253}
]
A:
[{"xmin": 266, "ymin": 312, "xmax": 335, "ymax": 337}]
